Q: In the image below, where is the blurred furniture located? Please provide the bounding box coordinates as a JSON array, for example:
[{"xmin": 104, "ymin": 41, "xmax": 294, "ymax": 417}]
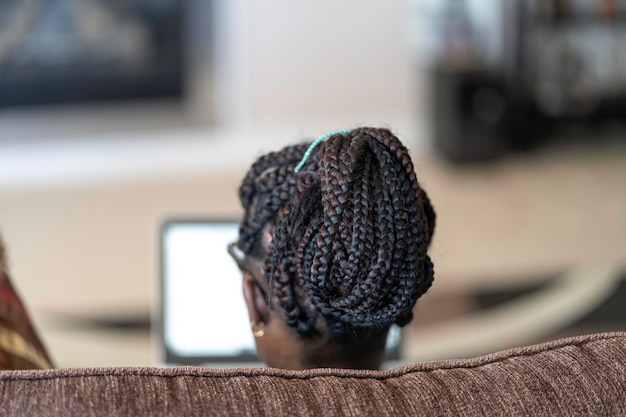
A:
[{"xmin": 431, "ymin": 0, "xmax": 626, "ymax": 162}]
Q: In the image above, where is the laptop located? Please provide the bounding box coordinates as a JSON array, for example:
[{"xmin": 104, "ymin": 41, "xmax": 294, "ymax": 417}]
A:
[{"xmin": 159, "ymin": 219, "xmax": 402, "ymax": 367}]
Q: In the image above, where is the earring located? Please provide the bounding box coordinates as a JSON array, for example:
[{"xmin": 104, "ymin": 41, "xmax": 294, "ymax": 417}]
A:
[{"xmin": 250, "ymin": 320, "xmax": 266, "ymax": 338}]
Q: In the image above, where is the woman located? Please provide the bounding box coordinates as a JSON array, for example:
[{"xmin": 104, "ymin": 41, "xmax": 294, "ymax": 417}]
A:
[{"xmin": 229, "ymin": 127, "xmax": 436, "ymax": 370}]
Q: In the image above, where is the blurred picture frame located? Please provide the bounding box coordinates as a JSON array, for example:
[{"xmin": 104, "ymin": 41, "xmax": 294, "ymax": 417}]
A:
[{"xmin": 0, "ymin": 0, "xmax": 184, "ymax": 107}]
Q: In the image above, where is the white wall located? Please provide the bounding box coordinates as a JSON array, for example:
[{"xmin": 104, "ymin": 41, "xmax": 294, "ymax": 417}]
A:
[{"xmin": 209, "ymin": 0, "xmax": 423, "ymax": 132}]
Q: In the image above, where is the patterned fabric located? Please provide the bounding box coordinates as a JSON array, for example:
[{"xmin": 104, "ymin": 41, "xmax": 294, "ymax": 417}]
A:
[
  {"xmin": 0, "ymin": 332, "xmax": 623, "ymax": 417},
  {"xmin": 0, "ymin": 236, "xmax": 53, "ymax": 370}
]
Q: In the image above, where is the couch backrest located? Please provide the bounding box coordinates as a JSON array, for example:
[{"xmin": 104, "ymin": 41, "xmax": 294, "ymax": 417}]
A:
[{"xmin": 0, "ymin": 332, "xmax": 624, "ymax": 417}]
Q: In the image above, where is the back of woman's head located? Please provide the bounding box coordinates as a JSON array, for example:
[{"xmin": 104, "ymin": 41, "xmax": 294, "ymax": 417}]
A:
[{"xmin": 237, "ymin": 127, "xmax": 435, "ymax": 342}]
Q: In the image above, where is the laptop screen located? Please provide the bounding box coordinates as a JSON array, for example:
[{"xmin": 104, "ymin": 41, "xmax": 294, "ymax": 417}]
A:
[
  {"xmin": 159, "ymin": 220, "xmax": 401, "ymax": 366},
  {"xmin": 160, "ymin": 220, "xmax": 258, "ymax": 364}
]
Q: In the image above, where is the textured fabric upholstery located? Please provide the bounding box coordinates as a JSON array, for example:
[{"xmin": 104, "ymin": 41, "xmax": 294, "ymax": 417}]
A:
[
  {"xmin": 0, "ymin": 237, "xmax": 53, "ymax": 370},
  {"xmin": 0, "ymin": 332, "xmax": 623, "ymax": 417}
]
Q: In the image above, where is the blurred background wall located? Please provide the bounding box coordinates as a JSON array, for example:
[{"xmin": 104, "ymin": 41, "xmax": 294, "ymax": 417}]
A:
[
  {"xmin": 0, "ymin": 0, "xmax": 624, "ymax": 367},
  {"xmin": 0, "ymin": 0, "xmax": 425, "ymax": 143}
]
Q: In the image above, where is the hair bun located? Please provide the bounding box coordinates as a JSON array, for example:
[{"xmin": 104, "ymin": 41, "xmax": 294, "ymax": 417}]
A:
[
  {"xmin": 238, "ymin": 128, "xmax": 435, "ymax": 337},
  {"xmin": 301, "ymin": 128, "xmax": 435, "ymax": 333}
]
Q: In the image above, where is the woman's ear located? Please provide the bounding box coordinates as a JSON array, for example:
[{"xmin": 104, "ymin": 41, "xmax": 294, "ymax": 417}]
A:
[{"xmin": 242, "ymin": 276, "xmax": 268, "ymax": 323}]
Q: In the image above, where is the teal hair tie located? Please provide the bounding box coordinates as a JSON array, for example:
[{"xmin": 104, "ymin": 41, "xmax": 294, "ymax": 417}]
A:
[{"xmin": 294, "ymin": 129, "xmax": 352, "ymax": 172}]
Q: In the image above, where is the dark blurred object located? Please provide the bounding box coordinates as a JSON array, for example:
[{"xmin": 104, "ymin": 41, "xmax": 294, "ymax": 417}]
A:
[
  {"xmin": 431, "ymin": 0, "xmax": 626, "ymax": 163},
  {"xmin": 432, "ymin": 70, "xmax": 508, "ymax": 162},
  {"xmin": 0, "ymin": 0, "xmax": 184, "ymax": 107}
]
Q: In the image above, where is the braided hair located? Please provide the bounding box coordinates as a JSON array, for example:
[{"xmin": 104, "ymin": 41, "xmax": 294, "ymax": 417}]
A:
[{"xmin": 237, "ymin": 127, "xmax": 435, "ymax": 339}]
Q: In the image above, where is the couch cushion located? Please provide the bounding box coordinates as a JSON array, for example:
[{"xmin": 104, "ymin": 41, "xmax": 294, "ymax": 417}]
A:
[{"xmin": 0, "ymin": 332, "xmax": 623, "ymax": 417}]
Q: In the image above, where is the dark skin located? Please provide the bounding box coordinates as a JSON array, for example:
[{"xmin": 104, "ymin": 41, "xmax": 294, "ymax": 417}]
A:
[
  {"xmin": 242, "ymin": 274, "xmax": 306, "ymax": 369},
  {"xmin": 241, "ymin": 260, "xmax": 388, "ymax": 370}
]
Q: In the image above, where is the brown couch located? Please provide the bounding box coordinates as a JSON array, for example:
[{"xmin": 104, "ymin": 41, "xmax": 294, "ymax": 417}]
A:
[{"xmin": 0, "ymin": 332, "xmax": 624, "ymax": 416}]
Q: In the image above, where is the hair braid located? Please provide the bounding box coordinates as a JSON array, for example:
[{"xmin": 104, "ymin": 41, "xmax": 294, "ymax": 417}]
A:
[
  {"xmin": 237, "ymin": 144, "xmax": 308, "ymax": 253},
  {"xmin": 236, "ymin": 128, "xmax": 435, "ymax": 338}
]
